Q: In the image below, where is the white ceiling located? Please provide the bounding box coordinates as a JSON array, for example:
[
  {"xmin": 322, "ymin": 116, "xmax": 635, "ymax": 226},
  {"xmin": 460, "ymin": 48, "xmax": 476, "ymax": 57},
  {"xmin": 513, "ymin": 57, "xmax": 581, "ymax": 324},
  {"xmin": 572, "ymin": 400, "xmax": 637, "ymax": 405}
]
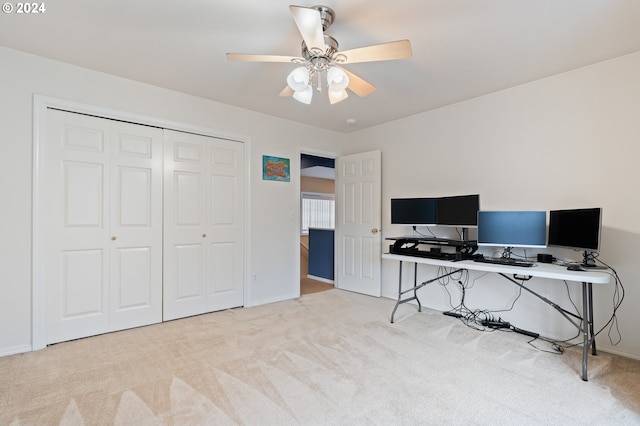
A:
[{"xmin": 2, "ymin": 0, "xmax": 640, "ymax": 133}]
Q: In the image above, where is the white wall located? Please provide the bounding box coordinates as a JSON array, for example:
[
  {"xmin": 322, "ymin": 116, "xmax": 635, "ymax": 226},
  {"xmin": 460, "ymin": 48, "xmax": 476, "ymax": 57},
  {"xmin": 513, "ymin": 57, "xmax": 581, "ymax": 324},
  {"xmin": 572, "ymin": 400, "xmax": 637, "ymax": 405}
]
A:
[
  {"xmin": 347, "ymin": 51, "xmax": 640, "ymax": 359},
  {"xmin": 4, "ymin": 43, "xmax": 640, "ymax": 361},
  {"xmin": 0, "ymin": 46, "xmax": 347, "ymax": 355}
]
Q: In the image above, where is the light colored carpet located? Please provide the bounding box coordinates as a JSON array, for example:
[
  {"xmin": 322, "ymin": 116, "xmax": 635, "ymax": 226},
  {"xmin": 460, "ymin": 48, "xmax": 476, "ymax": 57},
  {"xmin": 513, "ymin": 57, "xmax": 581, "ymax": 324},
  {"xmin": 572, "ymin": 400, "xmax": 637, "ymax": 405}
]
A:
[{"xmin": 1, "ymin": 289, "xmax": 639, "ymax": 425}]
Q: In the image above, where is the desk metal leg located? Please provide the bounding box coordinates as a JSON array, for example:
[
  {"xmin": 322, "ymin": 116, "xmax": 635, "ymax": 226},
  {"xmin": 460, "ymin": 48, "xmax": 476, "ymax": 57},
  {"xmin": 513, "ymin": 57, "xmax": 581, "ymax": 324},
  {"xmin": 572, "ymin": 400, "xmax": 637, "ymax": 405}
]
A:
[
  {"xmin": 588, "ymin": 283, "xmax": 597, "ymax": 356},
  {"xmin": 413, "ymin": 263, "xmax": 422, "ymax": 313},
  {"xmin": 581, "ymin": 282, "xmax": 598, "ymax": 381},
  {"xmin": 391, "ymin": 261, "xmax": 423, "ymax": 323},
  {"xmin": 390, "ymin": 260, "xmax": 404, "ymax": 323},
  {"xmin": 390, "ymin": 261, "xmax": 461, "ymax": 323},
  {"xmin": 581, "ymin": 282, "xmax": 590, "ymax": 381}
]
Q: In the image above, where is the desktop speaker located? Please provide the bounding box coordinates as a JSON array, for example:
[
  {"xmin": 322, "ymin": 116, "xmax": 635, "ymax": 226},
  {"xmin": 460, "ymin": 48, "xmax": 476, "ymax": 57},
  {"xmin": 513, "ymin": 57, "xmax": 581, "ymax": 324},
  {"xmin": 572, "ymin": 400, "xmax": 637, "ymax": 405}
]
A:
[{"xmin": 537, "ymin": 253, "xmax": 554, "ymax": 263}]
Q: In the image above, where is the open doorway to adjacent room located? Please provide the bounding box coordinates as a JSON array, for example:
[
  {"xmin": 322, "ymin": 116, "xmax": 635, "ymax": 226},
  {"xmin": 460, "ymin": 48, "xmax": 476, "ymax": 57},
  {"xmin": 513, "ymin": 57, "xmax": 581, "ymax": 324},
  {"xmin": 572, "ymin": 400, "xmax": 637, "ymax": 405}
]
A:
[{"xmin": 300, "ymin": 153, "xmax": 336, "ymax": 295}]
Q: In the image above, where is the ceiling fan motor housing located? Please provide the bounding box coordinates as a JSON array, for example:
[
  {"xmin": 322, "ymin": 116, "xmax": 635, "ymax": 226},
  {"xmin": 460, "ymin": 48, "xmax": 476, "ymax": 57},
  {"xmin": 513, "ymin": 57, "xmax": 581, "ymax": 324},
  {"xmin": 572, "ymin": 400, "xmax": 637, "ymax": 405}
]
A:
[
  {"xmin": 312, "ymin": 5, "xmax": 335, "ymax": 31},
  {"xmin": 302, "ymin": 35, "xmax": 339, "ymax": 61}
]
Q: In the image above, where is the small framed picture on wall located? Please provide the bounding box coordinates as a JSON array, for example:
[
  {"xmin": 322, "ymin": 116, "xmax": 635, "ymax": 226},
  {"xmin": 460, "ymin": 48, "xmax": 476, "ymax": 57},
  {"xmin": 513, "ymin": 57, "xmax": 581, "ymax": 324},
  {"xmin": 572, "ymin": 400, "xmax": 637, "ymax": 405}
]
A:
[{"xmin": 262, "ymin": 155, "xmax": 290, "ymax": 182}]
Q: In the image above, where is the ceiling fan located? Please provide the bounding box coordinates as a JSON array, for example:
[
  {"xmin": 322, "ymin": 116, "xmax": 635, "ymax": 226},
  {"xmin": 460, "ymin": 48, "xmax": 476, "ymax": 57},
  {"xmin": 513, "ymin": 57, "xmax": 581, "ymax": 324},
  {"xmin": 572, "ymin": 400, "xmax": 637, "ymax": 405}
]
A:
[{"xmin": 226, "ymin": 5, "xmax": 412, "ymax": 104}]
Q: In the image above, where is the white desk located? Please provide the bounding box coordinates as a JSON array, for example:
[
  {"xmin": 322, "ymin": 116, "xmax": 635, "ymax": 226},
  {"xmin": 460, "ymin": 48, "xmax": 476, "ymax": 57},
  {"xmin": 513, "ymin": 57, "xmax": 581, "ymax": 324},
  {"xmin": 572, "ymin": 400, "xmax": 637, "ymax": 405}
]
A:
[{"xmin": 382, "ymin": 253, "xmax": 612, "ymax": 381}]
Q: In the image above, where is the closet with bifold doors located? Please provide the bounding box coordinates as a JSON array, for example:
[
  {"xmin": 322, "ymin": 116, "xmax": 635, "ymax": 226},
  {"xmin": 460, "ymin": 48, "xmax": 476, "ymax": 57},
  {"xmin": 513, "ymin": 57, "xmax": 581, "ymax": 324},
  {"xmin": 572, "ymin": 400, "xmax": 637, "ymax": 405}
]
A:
[
  {"xmin": 37, "ymin": 108, "xmax": 244, "ymax": 345},
  {"xmin": 162, "ymin": 129, "xmax": 244, "ymax": 321}
]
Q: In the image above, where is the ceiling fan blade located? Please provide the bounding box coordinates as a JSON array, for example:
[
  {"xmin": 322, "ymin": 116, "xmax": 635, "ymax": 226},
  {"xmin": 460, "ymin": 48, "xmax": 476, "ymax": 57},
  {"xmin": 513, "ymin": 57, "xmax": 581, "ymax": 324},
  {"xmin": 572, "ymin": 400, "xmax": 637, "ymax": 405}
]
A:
[
  {"xmin": 289, "ymin": 5, "xmax": 325, "ymax": 51},
  {"xmin": 226, "ymin": 53, "xmax": 301, "ymax": 63},
  {"xmin": 340, "ymin": 68, "xmax": 377, "ymax": 97},
  {"xmin": 279, "ymin": 86, "xmax": 294, "ymax": 97},
  {"xmin": 338, "ymin": 40, "xmax": 412, "ymax": 64}
]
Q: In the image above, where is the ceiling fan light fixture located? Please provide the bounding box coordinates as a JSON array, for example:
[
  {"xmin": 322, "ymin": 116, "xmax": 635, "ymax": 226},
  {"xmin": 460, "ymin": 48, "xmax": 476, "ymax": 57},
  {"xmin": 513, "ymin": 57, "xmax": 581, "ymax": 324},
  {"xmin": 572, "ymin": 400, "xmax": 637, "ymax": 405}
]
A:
[
  {"xmin": 287, "ymin": 66, "xmax": 310, "ymax": 92},
  {"xmin": 327, "ymin": 66, "xmax": 349, "ymax": 92},
  {"xmin": 228, "ymin": 5, "xmax": 412, "ymax": 106},
  {"xmin": 328, "ymin": 89, "xmax": 348, "ymax": 104},
  {"xmin": 293, "ymin": 85, "xmax": 313, "ymax": 104}
]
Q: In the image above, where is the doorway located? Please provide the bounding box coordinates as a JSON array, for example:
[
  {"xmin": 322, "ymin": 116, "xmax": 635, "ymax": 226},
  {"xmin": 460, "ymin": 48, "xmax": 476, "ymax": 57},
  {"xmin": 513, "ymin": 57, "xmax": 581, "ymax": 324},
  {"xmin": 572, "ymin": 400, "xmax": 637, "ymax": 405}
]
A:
[{"xmin": 300, "ymin": 153, "xmax": 335, "ymax": 295}]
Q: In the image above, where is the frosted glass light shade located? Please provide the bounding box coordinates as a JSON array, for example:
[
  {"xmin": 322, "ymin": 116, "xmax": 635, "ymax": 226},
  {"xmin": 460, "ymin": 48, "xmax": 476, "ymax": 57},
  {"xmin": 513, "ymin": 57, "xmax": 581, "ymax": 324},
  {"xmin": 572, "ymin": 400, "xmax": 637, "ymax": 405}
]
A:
[
  {"xmin": 327, "ymin": 67, "xmax": 349, "ymax": 92},
  {"xmin": 287, "ymin": 67, "xmax": 310, "ymax": 92},
  {"xmin": 328, "ymin": 89, "xmax": 348, "ymax": 104},
  {"xmin": 293, "ymin": 85, "xmax": 313, "ymax": 104}
]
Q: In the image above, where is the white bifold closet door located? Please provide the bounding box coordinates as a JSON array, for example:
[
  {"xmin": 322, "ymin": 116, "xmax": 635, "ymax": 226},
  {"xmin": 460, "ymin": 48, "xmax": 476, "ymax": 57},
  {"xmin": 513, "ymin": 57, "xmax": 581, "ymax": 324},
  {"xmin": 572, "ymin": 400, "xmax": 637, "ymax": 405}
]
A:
[
  {"xmin": 43, "ymin": 109, "xmax": 163, "ymax": 344},
  {"xmin": 163, "ymin": 130, "xmax": 244, "ymax": 321}
]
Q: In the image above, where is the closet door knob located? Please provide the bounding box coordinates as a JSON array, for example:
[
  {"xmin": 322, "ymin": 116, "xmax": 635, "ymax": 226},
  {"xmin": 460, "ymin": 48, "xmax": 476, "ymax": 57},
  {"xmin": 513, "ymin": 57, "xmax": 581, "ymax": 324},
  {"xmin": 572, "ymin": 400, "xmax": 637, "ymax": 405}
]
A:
[
  {"xmin": 111, "ymin": 236, "xmax": 117, "ymax": 241},
  {"xmin": 202, "ymin": 234, "xmax": 207, "ymax": 238},
  {"xmin": 371, "ymin": 228, "xmax": 379, "ymax": 234}
]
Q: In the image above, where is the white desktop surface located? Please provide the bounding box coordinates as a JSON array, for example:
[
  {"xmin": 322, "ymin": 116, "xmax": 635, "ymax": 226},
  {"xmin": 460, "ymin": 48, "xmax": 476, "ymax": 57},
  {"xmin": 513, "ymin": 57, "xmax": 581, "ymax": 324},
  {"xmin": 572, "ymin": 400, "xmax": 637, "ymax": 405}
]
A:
[{"xmin": 382, "ymin": 253, "xmax": 611, "ymax": 284}]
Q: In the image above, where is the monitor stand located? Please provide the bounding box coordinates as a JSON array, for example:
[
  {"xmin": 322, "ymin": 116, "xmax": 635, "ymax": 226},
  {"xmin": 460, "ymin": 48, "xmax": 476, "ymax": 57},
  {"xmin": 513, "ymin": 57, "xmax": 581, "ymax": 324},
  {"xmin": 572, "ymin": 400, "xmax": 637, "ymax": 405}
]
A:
[
  {"xmin": 502, "ymin": 247, "xmax": 514, "ymax": 259},
  {"xmin": 581, "ymin": 251, "xmax": 607, "ymax": 270}
]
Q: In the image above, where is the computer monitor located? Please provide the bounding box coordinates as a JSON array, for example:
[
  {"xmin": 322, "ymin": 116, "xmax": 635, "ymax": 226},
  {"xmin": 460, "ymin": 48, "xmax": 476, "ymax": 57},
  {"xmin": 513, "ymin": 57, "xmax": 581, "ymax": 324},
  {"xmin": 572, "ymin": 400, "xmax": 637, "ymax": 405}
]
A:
[
  {"xmin": 436, "ymin": 194, "xmax": 480, "ymax": 227},
  {"xmin": 390, "ymin": 198, "xmax": 437, "ymax": 226},
  {"xmin": 548, "ymin": 208, "xmax": 602, "ymax": 253},
  {"xmin": 477, "ymin": 211, "xmax": 547, "ymax": 253},
  {"xmin": 391, "ymin": 194, "xmax": 480, "ymax": 228}
]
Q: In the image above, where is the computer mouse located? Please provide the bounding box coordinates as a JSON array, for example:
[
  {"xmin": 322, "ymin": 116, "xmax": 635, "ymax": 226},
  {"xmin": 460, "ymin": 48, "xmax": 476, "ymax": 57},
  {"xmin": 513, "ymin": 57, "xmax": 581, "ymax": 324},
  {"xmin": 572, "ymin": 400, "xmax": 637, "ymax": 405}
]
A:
[{"xmin": 567, "ymin": 264, "xmax": 586, "ymax": 271}]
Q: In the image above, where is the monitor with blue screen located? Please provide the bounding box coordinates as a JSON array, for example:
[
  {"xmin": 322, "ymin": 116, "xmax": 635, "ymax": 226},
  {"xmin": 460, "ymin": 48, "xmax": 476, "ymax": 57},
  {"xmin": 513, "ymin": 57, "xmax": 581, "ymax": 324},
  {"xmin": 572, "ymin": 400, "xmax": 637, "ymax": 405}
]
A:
[{"xmin": 477, "ymin": 211, "xmax": 547, "ymax": 254}]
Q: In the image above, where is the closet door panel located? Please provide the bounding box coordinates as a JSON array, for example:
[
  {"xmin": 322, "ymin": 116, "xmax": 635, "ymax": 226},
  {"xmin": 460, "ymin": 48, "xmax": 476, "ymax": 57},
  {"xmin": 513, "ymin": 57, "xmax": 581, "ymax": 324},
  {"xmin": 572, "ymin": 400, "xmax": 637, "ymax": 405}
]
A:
[
  {"xmin": 43, "ymin": 110, "xmax": 163, "ymax": 344},
  {"xmin": 210, "ymin": 242, "xmax": 235, "ymax": 293},
  {"xmin": 64, "ymin": 161, "xmax": 104, "ymax": 228},
  {"xmin": 44, "ymin": 110, "xmax": 111, "ymax": 344},
  {"xmin": 163, "ymin": 130, "xmax": 208, "ymax": 320},
  {"xmin": 62, "ymin": 249, "xmax": 105, "ymax": 318},
  {"xmin": 109, "ymin": 122, "xmax": 163, "ymax": 331},
  {"xmin": 164, "ymin": 130, "xmax": 244, "ymax": 319},
  {"xmin": 117, "ymin": 166, "xmax": 152, "ymax": 226},
  {"xmin": 175, "ymin": 171, "xmax": 203, "ymax": 226},
  {"xmin": 207, "ymin": 140, "xmax": 244, "ymax": 312},
  {"xmin": 112, "ymin": 247, "xmax": 152, "ymax": 308},
  {"xmin": 174, "ymin": 243, "xmax": 204, "ymax": 300}
]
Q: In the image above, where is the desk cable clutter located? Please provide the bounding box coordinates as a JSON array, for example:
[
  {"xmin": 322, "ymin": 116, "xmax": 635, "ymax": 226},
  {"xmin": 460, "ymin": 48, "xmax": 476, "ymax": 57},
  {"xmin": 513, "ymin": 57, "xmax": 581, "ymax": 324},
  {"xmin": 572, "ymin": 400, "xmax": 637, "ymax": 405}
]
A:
[{"xmin": 384, "ymin": 252, "xmax": 624, "ymax": 381}]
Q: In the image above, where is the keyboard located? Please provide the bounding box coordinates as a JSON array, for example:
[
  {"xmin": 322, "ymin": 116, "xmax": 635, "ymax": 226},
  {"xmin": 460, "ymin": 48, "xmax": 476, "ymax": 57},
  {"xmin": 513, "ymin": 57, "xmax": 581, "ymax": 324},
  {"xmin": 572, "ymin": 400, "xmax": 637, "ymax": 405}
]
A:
[{"xmin": 473, "ymin": 257, "xmax": 534, "ymax": 267}]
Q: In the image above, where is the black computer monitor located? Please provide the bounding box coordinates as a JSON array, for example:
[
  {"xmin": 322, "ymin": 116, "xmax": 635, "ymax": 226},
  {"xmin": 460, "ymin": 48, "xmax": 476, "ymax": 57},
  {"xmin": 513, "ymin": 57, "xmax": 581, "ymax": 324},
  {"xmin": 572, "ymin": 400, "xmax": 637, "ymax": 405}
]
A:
[
  {"xmin": 437, "ymin": 194, "xmax": 480, "ymax": 227},
  {"xmin": 548, "ymin": 208, "xmax": 602, "ymax": 253},
  {"xmin": 391, "ymin": 194, "xmax": 480, "ymax": 228},
  {"xmin": 477, "ymin": 211, "xmax": 547, "ymax": 251},
  {"xmin": 390, "ymin": 198, "xmax": 437, "ymax": 226}
]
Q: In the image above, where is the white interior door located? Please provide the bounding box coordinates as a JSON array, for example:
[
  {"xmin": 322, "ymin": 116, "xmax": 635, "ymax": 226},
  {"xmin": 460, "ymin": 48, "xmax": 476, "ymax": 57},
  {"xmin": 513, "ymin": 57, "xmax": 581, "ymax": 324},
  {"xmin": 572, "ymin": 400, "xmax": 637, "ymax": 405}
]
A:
[
  {"xmin": 206, "ymin": 137, "xmax": 245, "ymax": 312},
  {"xmin": 163, "ymin": 130, "xmax": 244, "ymax": 320},
  {"xmin": 42, "ymin": 109, "xmax": 163, "ymax": 344},
  {"xmin": 335, "ymin": 151, "xmax": 382, "ymax": 296},
  {"xmin": 108, "ymin": 121, "xmax": 163, "ymax": 331}
]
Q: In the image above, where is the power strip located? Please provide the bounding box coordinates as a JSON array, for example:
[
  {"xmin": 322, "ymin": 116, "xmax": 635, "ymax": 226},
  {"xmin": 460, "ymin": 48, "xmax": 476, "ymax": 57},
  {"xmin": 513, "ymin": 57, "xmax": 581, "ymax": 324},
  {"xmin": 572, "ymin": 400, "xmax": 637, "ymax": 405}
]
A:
[{"xmin": 481, "ymin": 319, "xmax": 511, "ymax": 328}]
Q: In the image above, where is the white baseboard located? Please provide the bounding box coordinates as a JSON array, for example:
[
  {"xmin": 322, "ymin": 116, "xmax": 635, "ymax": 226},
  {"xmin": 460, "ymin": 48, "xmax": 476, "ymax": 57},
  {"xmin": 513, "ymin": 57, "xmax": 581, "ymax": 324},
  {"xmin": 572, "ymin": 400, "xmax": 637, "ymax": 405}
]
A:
[
  {"xmin": 307, "ymin": 275, "xmax": 334, "ymax": 284},
  {"xmin": 245, "ymin": 293, "xmax": 300, "ymax": 308},
  {"xmin": 0, "ymin": 344, "xmax": 32, "ymax": 358}
]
